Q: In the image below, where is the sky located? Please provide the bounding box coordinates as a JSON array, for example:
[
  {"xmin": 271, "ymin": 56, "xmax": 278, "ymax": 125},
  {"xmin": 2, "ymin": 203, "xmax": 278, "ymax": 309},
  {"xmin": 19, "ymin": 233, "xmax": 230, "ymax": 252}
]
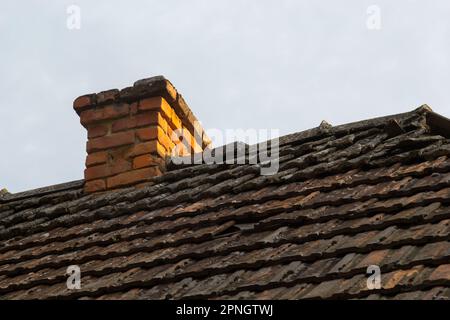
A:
[{"xmin": 1, "ymin": 0, "xmax": 450, "ymax": 193}]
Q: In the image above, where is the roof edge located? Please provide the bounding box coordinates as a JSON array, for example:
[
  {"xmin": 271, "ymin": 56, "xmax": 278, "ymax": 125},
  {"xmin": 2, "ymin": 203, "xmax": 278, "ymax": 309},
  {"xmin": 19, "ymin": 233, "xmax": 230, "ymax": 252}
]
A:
[{"xmin": 0, "ymin": 179, "xmax": 84, "ymax": 204}]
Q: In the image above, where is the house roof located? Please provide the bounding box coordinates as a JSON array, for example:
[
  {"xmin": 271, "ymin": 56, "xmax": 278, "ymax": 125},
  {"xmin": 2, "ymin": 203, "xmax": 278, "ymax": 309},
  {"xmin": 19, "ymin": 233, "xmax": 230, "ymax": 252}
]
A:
[{"xmin": 0, "ymin": 106, "xmax": 450, "ymax": 300}]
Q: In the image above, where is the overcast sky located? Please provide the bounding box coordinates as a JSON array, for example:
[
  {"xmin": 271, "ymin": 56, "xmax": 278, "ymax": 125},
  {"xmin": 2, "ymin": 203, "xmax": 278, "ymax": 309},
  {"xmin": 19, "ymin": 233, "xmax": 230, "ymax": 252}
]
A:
[{"xmin": 1, "ymin": 0, "xmax": 449, "ymax": 192}]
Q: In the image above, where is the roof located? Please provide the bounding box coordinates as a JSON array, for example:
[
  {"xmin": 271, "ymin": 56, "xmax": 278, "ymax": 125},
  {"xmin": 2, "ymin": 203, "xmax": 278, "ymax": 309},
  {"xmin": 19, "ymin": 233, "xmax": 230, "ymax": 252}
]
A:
[{"xmin": 1, "ymin": 106, "xmax": 450, "ymax": 300}]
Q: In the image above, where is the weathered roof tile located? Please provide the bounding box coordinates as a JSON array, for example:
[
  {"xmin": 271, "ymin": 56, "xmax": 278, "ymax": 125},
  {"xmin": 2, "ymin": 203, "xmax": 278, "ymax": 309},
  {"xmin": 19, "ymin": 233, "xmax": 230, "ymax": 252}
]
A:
[{"xmin": 1, "ymin": 108, "xmax": 450, "ymax": 299}]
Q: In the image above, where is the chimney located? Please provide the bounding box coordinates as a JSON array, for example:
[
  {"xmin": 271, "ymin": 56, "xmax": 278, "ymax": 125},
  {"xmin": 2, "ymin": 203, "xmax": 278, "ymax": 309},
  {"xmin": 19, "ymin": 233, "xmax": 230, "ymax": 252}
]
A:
[{"xmin": 73, "ymin": 76, "xmax": 210, "ymax": 193}]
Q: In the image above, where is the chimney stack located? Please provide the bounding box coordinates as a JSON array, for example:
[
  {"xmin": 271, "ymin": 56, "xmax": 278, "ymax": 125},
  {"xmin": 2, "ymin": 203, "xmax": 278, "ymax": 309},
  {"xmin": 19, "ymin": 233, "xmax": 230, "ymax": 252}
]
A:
[{"xmin": 73, "ymin": 76, "xmax": 210, "ymax": 193}]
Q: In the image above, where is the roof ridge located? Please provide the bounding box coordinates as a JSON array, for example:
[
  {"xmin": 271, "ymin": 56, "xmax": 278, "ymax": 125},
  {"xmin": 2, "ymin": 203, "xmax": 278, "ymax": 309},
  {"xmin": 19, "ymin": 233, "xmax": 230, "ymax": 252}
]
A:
[
  {"xmin": 279, "ymin": 105, "xmax": 435, "ymax": 146},
  {"xmin": 165, "ymin": 105, "xmax": 444, "ymax": 171},
  {"xmin": 3, "ymin": 105, "xmax": 447, "ymax": 200}
]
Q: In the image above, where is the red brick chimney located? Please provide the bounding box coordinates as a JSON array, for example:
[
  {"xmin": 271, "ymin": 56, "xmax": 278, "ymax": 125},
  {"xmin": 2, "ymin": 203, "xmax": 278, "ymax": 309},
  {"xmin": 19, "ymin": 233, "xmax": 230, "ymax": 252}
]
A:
[{"xmin": 73, "ymin": 76, "xmax": 210, "ymax": 193}]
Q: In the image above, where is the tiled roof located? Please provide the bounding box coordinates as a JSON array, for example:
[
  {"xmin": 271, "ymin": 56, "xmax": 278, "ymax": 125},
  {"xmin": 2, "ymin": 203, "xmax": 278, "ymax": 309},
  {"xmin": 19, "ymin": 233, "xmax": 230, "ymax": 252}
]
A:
[{"xmin": 1, "ymin": 106, "xmax": 450, "ymax": 300}]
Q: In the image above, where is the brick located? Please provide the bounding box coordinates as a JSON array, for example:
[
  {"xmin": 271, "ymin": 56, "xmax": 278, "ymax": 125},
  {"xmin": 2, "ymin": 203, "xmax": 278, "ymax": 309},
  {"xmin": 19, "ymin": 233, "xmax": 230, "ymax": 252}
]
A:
[
  {"xmin": 126, "ymin": 140, "xmax": 167, "ymax": 158},
  {"xmin": 107, "ymin": 167, "xmax": 162, "ymax": 189},
  {"xmin": 130, "ymin": 102, "xmax": 138, "ymax": 115},
  {"xmin": 110, "ymin": 158, "xmax": 132, "ymax": 175},
  {"xmin": 159, "ymin": 131, "xmax": 174, "ymax": 152},
  {"xmin": 154, "ymin": 141, "xmax": 167, "ymax": 158},
  {"xmin": 176, "ymin": 94, "xmax": 191, "ymax": 119},
  {"xmin": 88, "ymin": 125, "xmax": 109, "ymax": 139},
  {"xmin": 171, "ymin": 111, "xmax": 182, "ymax": 129},
  {"xmin": 139, "ymin": 97, "xmax": 163, "ymax": 111},
  {"xmin": 79, "ymin": 110, "xmax": 94, "ymax": 126},
  {"xmin": 108, "ymin": 147, "xmax": 131, "ymax": 163},
  {"xmin": 138, "ymin": 97, "xmax": 173, "ymax": 120},
  {"xmin": 85, "ymin": 164, "xmax": 110, "ymax": 181},
  {"xmin": 164, "ymin": 81, "xmax": 178, "ymax": 103},
  {"xmin": 159, "ymin": 115, "xmax": 168, "ymax": 133},
  {"xmin": 111, "ymin": 117, "xmax": 134, "ymax": 133},
  {"xmin": 80, "ymin": 104, "xmax": 129, "ymax": 126},
  {"xmin": 84, "ymin": 159, "xmax": 131, "ymax": 180},
  {"xmin": 126, "ymin": 141, "xmax": 158, "ymax": 158},
  {"xmin": 112, "ymin": 112, "xmax": 161, "ymax": 133},
  {"xmin": 136, "ymin": 126, "xmax": 163, "ymax": 142},
  {"xmin": 84, "ymin": 179, "xmax": 106, "ymax": 193},
  {"xmin": 74, "ymin": 94, "xmax": 95, "ymax": 113},
  {"xmin": 102, "ymin": 105, "xmax": 129, "ymax": 120},
  {"xmin": 136, "ymin": 126, "xmax": 173, "ymax": 150},
  {"xmin": 86, "ymin": 151, "xmax": 108, "ymax": 167},
  {"xmin": 87, "ymin": 131, "xmax": 135, "ymax": 153},
  {"xmin": 133, "ymin": 154, "xmax": 164, "ymax": 169},
  {"xmin": 160, "ymin": 98, "xmax": 173, "ymax": 120}
]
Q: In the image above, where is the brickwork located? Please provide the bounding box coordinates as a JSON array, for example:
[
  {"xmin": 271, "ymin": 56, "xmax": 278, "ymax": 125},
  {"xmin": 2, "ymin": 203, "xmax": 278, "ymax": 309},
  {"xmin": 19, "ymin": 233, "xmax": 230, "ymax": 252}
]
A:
[{"xmin": 74, "ymin": 76, "xmax": 210, "ymax": 193}]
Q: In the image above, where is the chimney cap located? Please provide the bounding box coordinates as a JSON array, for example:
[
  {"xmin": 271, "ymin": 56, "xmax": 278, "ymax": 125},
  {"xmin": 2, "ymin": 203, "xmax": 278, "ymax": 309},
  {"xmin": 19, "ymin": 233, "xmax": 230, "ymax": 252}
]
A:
[{"xmin": 73, "ymin": 75, "xmax": 174, "ymax": 115}]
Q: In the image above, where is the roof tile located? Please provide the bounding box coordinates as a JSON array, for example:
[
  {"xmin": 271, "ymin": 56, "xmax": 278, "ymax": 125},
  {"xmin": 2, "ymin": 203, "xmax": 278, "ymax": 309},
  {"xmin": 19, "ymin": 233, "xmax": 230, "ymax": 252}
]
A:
[{"xmin": 1, "ymin": 108, "xmax": 450, "ymax": 299}]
